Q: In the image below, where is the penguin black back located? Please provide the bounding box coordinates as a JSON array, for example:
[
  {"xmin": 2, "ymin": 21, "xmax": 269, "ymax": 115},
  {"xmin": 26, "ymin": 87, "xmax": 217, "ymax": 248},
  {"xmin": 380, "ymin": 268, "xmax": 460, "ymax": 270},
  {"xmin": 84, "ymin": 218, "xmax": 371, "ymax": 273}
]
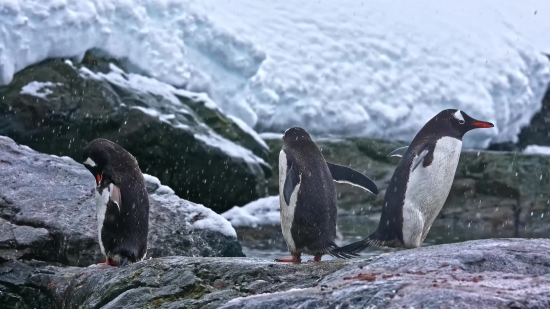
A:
[
  {"xmin": 277, "ymin": 127, "xmax": 379, "ymax": 263},
  {"xmin": 282, "ymin": 128, "xmax": 338, "ymax": 254},
  {"xmin": 83, "ymin": 138, "xmax": 149, "ymax": 266}
]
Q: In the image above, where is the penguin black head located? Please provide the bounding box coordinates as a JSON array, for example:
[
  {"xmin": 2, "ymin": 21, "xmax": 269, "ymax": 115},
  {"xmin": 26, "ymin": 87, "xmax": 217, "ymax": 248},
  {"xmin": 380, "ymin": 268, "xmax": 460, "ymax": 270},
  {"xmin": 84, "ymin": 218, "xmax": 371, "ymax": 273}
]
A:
[
  {"xmin": 431, "ymin": 109, "xmax": 494, "ymax": 138},
  {"xmin": 282, "ymin": 127, "xmax": 312, "ymax": 144},
  {"xmin": 82, "ymin": 138, "xmax": 136, "ymax": 186}
]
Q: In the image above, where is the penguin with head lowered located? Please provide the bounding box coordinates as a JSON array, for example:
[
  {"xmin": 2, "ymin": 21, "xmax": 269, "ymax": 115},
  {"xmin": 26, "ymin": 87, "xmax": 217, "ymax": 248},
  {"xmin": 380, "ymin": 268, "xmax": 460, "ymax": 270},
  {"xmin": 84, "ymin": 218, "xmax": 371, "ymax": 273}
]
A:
[
  {"xmin": 82, "ymin": 138, "xmax": 149, "ymax": 266},
  {"xmin": 278, "ymin": 127, "xmax": 379, "ymax": 263},
  {"xmin": 331, "ymin": 109, "xmax": 494, "ymax": 256}
]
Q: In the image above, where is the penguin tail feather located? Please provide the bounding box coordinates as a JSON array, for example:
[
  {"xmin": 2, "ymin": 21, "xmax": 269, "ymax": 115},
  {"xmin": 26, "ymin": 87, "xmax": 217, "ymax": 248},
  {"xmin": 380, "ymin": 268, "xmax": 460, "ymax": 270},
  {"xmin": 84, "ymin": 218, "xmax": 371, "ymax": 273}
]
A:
[
  {"xmin": 325, "ymin": 242, "xmax": 361, "ymax": 260},
  {"xmin": 329, "ymin": 236, "xmax": 375, "ymax": 258}
]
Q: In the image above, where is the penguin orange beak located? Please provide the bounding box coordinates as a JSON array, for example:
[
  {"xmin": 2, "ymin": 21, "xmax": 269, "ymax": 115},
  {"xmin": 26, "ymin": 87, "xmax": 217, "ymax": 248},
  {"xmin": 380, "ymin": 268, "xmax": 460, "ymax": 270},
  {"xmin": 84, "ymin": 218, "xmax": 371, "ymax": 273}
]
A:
[
  {"xmin": 471, "ymin": 121, "xmax": 494, "ymax": 128},
  {"xmin": 95, "ymin": 174, "xmax": 102, "ymax": 184}
]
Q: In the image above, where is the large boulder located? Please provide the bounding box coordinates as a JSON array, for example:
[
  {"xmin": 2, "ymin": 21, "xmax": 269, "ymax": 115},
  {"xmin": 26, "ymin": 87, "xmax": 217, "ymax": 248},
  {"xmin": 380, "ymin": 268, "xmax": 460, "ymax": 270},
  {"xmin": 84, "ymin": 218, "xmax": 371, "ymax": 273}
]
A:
[
  {"xmin": 0, "ymin": 53, "xmax": 271, "ymax": 213},
  {"xmin": 223, "ymin": 238, "xmax": 550, "ymax": 308},
  {"xmin": 0, "ymin": 136, "xmax": 244, "ymax": 267},
  {"xmin": 1, "ymin": 239, "xmax": 548, "ymax": 308},
  {"xmin": 264, "ymin": 136, "xmax": 550, "ymax": 236}
]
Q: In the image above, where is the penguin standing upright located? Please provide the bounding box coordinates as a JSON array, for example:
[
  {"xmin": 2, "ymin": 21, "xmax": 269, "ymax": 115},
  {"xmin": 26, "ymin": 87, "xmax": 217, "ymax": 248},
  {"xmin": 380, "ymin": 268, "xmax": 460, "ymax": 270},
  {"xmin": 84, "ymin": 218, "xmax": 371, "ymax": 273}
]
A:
[
  {"xmin": 82, "ymin": 138, "xmax": 149, "ymax": 266},
  {"xmin": 277, "ymin": 127, "xmax": 379, "ymax": 263},
  {"xmin": 331, "ymin": 109, "xmax": 494, "ymax": 256}
]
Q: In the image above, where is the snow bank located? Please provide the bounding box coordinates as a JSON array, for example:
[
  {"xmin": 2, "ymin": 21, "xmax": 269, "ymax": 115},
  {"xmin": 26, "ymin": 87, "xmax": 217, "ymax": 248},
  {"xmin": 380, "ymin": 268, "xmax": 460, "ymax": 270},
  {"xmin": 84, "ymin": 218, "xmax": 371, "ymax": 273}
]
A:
[
  {"xmin": 194, "ymin": 0, "xmax": 550, "ymax": 149},
  {"xmin": 2, "ymin": 0, "xmax": 550, "ymax": 149},
  {"xmin": 144, "ymin": 173, "xmax": 237, "ymax": 237},
  {"xmin": 222, "ymin": 196, "xmax": 280, "ymax": 228},
  {"xmin": 523, "ymin": 145, "xmax": 550, "ymax": 155}
]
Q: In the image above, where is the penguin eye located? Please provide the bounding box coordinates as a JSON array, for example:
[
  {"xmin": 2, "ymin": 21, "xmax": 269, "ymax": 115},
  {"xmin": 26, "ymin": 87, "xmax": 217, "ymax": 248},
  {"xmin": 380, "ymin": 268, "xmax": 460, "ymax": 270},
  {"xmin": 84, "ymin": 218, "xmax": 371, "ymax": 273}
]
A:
[{"xmin": 458, "ymin": 120, "xmax": 465, "ymax": 124}]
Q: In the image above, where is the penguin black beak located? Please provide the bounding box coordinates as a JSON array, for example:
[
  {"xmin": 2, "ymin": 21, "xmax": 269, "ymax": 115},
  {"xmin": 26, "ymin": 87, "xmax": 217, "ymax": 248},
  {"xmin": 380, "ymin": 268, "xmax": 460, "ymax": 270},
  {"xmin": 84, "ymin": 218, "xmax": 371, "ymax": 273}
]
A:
[{"xmin": 471, "ymin": 120, "xmax": 494, "ymax": 128}]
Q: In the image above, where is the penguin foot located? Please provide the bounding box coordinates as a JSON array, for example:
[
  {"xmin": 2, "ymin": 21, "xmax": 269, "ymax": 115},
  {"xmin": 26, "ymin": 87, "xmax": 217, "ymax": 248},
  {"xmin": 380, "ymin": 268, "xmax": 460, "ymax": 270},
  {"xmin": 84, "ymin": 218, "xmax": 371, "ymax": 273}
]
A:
[
  {"xmin": 275, "ymin": 253, "xmax": 301, "ymax": 263},
  {"xmin": 307, "ymin": 255, "xmax": 322, "ymax": 263},
  {"xmin": 98, "ymin": 257, "xmax": 118, "ymax": 266}
]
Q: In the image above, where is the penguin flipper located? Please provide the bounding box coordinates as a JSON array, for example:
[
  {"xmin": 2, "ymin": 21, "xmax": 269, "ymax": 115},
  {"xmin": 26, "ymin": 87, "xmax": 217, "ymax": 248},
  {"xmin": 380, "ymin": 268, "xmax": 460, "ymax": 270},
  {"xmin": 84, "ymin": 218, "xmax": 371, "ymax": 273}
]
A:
[
  {"xmin": 109, "ymin": 183, "xmax": 121, "ymax": 212},
  {"xmin": 387, "ymin": 146, "xmax": 409, "ymax": 158},
  {"xmin": 326, "ymin": 162, "xmax": 379, "ymax": 195},
  {"xmin": 412, "ymin": 149, "xmax": 429, "ymax": 171},
  {"xmin": 283, "ymin": 160, "xmax": 300, "ymax": 206}
]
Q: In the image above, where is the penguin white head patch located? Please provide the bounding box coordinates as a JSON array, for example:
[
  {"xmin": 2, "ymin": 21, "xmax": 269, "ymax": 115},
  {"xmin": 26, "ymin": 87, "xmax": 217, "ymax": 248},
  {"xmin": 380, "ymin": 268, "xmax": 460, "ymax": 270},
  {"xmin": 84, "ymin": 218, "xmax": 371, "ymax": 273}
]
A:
[
  {"xmin": 83, "ymin": 157, "xmax": 97, "ymax": 167},
  {"xmin": 453, "ymin": 110, "xmax": 465, "ymax": 123}
]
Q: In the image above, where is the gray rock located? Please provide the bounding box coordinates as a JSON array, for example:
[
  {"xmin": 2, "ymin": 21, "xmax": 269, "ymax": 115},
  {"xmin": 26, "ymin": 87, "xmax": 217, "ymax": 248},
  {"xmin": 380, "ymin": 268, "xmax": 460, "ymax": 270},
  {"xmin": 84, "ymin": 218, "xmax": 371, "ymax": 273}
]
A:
[
  {"xmin": 0, "ymin": 136, "xmax": 243, "ymax": 267},
  {"xmin": 222, "ymin": 238, "xmax": 550, "ymax": 309},
  {"xmin": 0, "ymin": 257, "xmax": 351, "ymax": 309},
  {"xmin": 0, "ymin": 54, "xmax": 270, "ymax": 213},
  {"xmin": 1, "ymin": 239, "xmax": 549, "ymax": 309}
]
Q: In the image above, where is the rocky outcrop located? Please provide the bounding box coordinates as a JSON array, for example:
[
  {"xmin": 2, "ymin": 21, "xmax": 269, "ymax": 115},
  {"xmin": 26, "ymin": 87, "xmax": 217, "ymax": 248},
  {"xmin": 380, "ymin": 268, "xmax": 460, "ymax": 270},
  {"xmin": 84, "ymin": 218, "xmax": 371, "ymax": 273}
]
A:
[
  {"xmin": 223, "ymin": 239, "xmax": 550, "ymax": 308},
  {"xmin": 1, "ymin": 239, "xmax": 548, "ymax": 308},
  {"xmin": 264, "ymin": 137, "xmax": 550, "ymax": 237},
  {"xmin": 0, "ymin": 136, "xmax": 243, "ymax": 267},
  {"xmin": 0, "ymin": 53, "xmax": 270, "ymax": 213}
]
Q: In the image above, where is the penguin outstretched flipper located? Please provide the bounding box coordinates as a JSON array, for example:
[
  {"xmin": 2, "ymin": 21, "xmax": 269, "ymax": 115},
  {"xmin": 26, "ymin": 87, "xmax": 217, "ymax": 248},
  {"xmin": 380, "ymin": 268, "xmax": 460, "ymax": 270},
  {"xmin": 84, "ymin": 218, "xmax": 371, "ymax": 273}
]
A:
[
  {"xmin": 283, "ymin": 159, "xmax": 300, "ymax": 206},
  {"xmin": 326, "ymin": 162, "xmax": 379, "ymax": 195},
  {"xmin": 387, "ymin": 146, "xmax": 409, "ymax": 158}
]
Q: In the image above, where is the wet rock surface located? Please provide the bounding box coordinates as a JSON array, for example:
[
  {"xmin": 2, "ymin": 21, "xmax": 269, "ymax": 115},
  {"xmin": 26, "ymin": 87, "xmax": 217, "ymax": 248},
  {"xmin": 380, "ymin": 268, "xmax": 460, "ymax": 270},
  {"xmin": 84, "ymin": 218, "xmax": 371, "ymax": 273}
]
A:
[
  {"xmin": 1, "ymin": 239, "xmax": 548, "ymax": 308},
  {"xmin": 0, "ymin": 136, "xmax": 243, "ymax": 267},
  {"xmin": 0, "ymin": 54, "xmax": 270, "ymax": 213},
  {"xmin": 222, "ymin": 238, "xmax": 550, "ymax": 309}
]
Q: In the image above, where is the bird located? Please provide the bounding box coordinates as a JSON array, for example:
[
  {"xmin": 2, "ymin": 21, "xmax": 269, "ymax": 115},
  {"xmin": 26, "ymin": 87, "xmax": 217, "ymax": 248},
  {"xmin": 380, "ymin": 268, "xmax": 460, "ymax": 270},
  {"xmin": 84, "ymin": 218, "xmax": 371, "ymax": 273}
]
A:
[
  {"xmin": 82, "ymin": 138, "xmax": 149, "ymax": 266},
  {"xmin": 331, "ymin": 109, "xmax": 494, "ymax": 256},
  {"xmin": 277, "ymin": 127, "xmax": 379, "ymax": 263}
]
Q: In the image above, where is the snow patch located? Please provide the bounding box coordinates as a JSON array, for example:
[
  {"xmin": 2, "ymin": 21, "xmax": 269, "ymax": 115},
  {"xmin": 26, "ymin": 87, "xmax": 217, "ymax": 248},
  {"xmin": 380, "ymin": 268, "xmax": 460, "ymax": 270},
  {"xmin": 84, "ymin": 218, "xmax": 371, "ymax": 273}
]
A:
[
  {"xmin": 20, "ymin": 81, "xmax": 62, "ymax": 99},
  {"xmin": 194, "ymin": 131, "xmax": 267, "ymax": 166},
  {"xmin": 222, "ymin": 196, "xmax": 280, "ymax": 228},
  {"xmin": 228, "ymin": 115, "xmax": 269, "ymax": 150},
  {"xmin": 523, "ymin": 145, "xmax": 550, "ymax": 156},
  {"xmin": 144, "ymin": 173, "xmax": 236, "ymax": 237},
  {"xmin": 259, "ymin": 132, "xmax": 283, "ymax": 140}
]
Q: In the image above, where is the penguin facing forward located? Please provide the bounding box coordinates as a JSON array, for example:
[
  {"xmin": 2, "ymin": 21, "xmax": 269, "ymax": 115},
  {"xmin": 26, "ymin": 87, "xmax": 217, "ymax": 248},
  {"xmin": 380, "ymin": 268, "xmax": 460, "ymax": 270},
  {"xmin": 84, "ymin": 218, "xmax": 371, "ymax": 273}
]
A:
[
  {"xmin": 277, "ymin": 127, "xmax": 379, "ymax": 263},
  {"xmin": 82, "ymin": 138, "xmax": 149, "ymax": 266},
  {"xmin": 331, "ymin": 109, "xmax": 494, "ymax": 256}
]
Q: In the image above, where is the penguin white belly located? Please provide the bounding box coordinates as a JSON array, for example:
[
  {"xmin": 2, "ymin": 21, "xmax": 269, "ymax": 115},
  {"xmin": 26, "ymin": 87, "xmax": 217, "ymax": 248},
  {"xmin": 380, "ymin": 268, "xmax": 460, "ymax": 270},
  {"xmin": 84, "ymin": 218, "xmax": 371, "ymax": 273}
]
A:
[
  {"xmin": 278, "ymin": 150, "xmax": 300, "ymax": 253},
  {"xmin": 401, "ymin": 137, "xmax": 462, "ymax": 248},
  {"xmin": 95, "ymin": 188, "xmax": 110, "ymax": 256}
]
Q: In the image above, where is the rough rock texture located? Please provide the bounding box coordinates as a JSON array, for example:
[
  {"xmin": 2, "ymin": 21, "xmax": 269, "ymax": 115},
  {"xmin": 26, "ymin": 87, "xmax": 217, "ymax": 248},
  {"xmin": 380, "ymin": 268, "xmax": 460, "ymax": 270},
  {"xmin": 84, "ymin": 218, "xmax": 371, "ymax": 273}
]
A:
[
  {"xmin": 0, "ymin": 136, "xmax": 243, "ymax": 267},
  {"xmin": 1, "ymin": 239, "xmax": 548, "ymax": 309},
  {"xmin": 222, "ymin": 239, "xmax": 550, "ymax": 309},
  {"xmin": 264, "ymin": 137, "xmax": 550, "ymax": 237},
  {"xmin": 0, "ymin": 257, "xmax": 350, "ymax": 309},
  {"xmin": 0, "ymin": 53, "xmax": 270, "ymax": 213}
]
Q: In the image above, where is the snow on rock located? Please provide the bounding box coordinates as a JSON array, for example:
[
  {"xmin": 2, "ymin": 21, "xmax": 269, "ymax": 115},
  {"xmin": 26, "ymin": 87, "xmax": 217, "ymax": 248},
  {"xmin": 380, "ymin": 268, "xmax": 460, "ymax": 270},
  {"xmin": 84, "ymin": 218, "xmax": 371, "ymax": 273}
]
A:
[
  {"xmin": 144, "ymin": 173, "xmax": 237, "ymax": 237},
  {"xmin": 2, "ymin": 0, "xmax": 550, "ymax": 149},
  {"xmin": 222, "ymin": 196, "xmax": 280, "ymax": 228},
  {"xmin": 194, "ymin": 131, "xmax": 267, "ymax": 166},
  {"xmin": 73, "ymin": 60, "xmax": 268, "ymax": 166},
  {"xmin": 523, "ymin": 145, "xmax": 550, "ymax": 155},
  {"xmin": 259, "ymin": 132, "xmax": 283, "ymax": 141},
  {"xmin": 20, "ymin": 81, "xmax": 62, "ymax": 99}
]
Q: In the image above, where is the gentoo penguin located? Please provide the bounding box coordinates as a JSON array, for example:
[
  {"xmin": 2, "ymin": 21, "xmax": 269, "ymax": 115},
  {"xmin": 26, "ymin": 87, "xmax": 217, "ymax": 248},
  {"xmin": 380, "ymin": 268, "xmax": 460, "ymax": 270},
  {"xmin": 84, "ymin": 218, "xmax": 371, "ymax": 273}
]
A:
[
  {"xmin": 82, "ymin": 138, "xmax": 149, "ymax": 266},
  {"xmin": 277, "ymin": 127, "xmax": 379, "ymax": 263},
  {"xmin": 331, "ymin": 109, "xmax": 494, "ymax": 255}
]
